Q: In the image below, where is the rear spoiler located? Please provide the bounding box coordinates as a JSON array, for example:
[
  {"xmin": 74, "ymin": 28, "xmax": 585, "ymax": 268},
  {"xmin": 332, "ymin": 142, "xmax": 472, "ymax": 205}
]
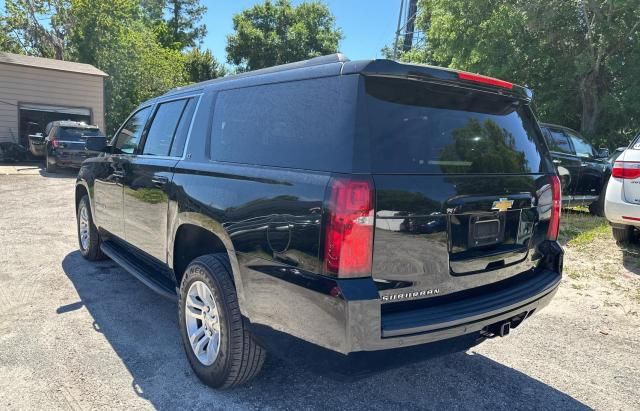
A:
[{"xmin": 343, "ymin": 59, "xmax": 533, "ymax": 102}]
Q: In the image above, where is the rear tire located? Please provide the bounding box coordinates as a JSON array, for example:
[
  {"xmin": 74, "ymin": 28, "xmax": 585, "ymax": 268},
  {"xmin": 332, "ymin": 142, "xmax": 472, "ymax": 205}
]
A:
[
  {"xmin": 77, "ymin": 195, "xmax": 105, "ymax": 260},
  {"xmin": 612, "ymin": 225, "xmax": 634, "ymax": 243},
  {"xmin": 45, "ymin": 154, "xmax": 56, "ymax": 173},
  {"xmin": 179, "ymin": 254, "xmax": 265, "ymax": 389},
  {"xmin": 589, "ymin": 181, "xmax": 607, "ymax": 216}
]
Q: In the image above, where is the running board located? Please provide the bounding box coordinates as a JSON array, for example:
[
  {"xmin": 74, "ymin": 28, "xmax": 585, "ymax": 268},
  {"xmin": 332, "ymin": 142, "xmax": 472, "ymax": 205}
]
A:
[{"xmin": 100, "ymin": 241, "xmax": 177, "ymax": 301}]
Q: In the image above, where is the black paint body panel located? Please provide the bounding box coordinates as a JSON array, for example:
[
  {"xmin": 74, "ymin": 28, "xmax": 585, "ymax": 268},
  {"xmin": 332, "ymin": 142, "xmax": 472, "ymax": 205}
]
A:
[{"xmin": 76, "ymin": 57, "xmax": 564, "ymax": 362}]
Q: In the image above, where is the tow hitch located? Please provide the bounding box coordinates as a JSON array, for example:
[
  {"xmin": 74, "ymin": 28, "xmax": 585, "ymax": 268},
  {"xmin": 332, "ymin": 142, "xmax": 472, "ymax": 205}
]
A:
[{"xmin": 482, "ymin": 311, "xmax": 529, "ymax": 338}]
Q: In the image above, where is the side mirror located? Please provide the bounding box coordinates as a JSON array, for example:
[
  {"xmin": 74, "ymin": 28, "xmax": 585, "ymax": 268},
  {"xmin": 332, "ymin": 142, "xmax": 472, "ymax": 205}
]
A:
[{"xmin": 596, "ymin": 148, "xmax": 610, "ymax": 159}]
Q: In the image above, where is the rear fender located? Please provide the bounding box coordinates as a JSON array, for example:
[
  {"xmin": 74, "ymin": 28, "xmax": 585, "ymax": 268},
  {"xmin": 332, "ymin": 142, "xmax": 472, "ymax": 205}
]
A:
[{"xmin": 168, "ymin": 211, "xmax": 247, "ymax": 315}]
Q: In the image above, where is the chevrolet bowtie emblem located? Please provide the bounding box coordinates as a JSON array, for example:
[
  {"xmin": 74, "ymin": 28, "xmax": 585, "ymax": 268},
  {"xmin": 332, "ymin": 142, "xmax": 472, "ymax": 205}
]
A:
[{"xmin": 492, "ymin": 198, "xmax": 514, "ymax": 212}]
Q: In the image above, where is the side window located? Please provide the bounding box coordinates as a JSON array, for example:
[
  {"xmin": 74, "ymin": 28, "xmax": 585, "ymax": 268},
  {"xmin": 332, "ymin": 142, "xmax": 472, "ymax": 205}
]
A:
[
  {"xmin": 114, "ymin": 106, "xmax": 152, "ymax": 154},
  {"xmin": 567, "ymin": 132, "xmax": 595, "ymax": 158},
  {"xmin": 210, "ymin": 77, "xmax": 352, "ymax": 171},
  {"xmin": 143, "ymin": 99, "xmax": 188, "ymax": 156},
  {"xmin": 544, "ymin": 128, "xmax": 573, "ymax": 154},
  {"xmin": 169, "ymin": 98, "xmax": 198, "ymax": 157}
]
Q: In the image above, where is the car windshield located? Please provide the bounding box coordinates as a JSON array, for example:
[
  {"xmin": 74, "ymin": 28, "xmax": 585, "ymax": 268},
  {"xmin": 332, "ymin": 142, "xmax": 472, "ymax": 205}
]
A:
[{"xmin": 58, "ymin": 127, "xmax": 103, "ymax": 141}]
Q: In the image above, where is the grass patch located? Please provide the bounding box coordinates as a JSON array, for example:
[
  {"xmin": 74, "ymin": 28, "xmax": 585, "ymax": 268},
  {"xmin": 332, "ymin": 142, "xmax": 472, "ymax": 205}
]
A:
[{"xmin": 558, "ymin": 209, "xmax": 609, "ymax": 247}]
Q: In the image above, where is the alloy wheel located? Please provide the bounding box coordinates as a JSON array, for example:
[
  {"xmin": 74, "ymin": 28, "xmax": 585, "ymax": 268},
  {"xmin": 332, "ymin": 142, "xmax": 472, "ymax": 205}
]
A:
[
  {"xmin": 185, "ymin": 281, "xmax": 221, "ymax": 366},
  {"xmin": 78, "ymin": 203, "xmax": 90, "ymax": 251}
]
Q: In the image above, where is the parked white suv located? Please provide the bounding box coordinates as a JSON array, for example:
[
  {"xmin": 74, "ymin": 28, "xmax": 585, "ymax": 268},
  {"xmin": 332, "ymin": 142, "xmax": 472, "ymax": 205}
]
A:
[{"xmin": 605, "ymin": 136, "xmax": 640, "ymax": 242}]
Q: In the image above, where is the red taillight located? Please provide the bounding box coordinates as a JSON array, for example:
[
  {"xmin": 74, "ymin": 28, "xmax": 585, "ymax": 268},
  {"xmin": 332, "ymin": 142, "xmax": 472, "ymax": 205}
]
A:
[
  {"xmin": 458, "ymin": 71, "xmax": 514, "ymax": 89},
  {"xmin": 322, "ymin": 177, "xmax": 374, "ymax": 278},
  {"xmin": 547, "ymin": 175, "xmax": 561, "ymax": 241},
  {"xmin": 50, "ymin": 138, "xmax": 60, "ymax": 149},
  {"xmin": 612, "ymin": 161, "xmax": 640, "ymax": 179}
]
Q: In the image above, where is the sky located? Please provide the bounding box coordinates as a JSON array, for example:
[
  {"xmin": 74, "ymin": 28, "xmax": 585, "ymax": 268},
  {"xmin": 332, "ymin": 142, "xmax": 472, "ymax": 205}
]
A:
[
  {"xmin": 202, "ymin": 0, "xmax": 400, "ymax": 62},
  {"xmin": 0, "ymin": 0, "xmax": 402, "ymax": 62}
]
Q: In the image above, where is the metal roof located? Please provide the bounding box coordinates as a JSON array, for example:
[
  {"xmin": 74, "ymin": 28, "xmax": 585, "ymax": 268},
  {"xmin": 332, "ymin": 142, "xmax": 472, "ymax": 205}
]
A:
[
  {"xmin": 163, "ymin": 53, "xmax": 532, "ymax": 102},
  {"xmin": 0, "ymin": 52, "xmax": 108, "ymax": 77}
]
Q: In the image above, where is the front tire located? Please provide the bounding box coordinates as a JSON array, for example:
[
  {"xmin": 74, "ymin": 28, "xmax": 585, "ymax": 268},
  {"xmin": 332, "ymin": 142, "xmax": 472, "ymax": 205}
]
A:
[
  {"xmin": 77, "ymin": 195, "xmax": 105, "ymax": 260},
  {"xmin": 179, "ymin": 254, "xmax": 265, "ymax": 389},
  {"xmin": 612, "ymin": 225, "xmax": 634, "ymax": 243}
]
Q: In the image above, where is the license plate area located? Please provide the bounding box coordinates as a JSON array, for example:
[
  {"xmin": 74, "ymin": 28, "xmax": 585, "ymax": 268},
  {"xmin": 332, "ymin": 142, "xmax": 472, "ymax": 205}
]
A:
[{"xmin": 469, "ymin": 215, "xmax": 505, "ymax": 247}]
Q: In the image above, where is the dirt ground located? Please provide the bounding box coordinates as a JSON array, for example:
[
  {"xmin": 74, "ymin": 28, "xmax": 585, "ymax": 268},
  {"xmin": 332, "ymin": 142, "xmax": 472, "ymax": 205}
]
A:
[{"xmin": 0, "ymin": 170, "xmax": 638, "ymax": 410}]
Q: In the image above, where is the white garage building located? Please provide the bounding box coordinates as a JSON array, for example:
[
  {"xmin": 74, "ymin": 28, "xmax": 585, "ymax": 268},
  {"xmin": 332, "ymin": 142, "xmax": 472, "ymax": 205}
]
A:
[{"xmin": 0, "ymin": 52, "xmax": 107, "ymax": 147}]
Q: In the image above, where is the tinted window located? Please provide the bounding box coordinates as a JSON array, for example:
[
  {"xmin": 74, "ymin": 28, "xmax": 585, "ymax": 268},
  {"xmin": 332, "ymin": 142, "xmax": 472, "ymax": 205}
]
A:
[
  {"xmin": 115, "ymin": 107, "xmax": 152, "ymax": 154},
  {"xmin": 169, "ymin": 98, "xmax": 198, "ymax": 157},
  {"xmin": 210, "ymin": 77, "xmax": 355, "ymax": 171},
  {"xmin": 567, "ymin": 131, "xmax": 594, "ymax": 158},
  {"xmin": 359, "ymin": 77, "xmax": 550, "ymax": 174},
  {"xmin": 143, "ymin": 99, "xmax": 188, "ymax": 156},
  {"xmin": 57, "ymin": 127, "xmax": 103, "ymax": 141},
  {"xmin": 544, "ymin": 128, "xmax": 573, "ymax": 154}
]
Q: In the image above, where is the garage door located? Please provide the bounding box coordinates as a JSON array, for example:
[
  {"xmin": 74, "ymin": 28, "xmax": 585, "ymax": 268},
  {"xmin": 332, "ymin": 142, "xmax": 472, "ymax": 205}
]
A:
[{"xmin": 19, "ymin": 104, "xmax": 92, "ymax": 146}]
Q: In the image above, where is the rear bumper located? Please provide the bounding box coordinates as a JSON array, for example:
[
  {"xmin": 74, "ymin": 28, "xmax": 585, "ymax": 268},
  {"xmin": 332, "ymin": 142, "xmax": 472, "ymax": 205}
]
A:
[
  {"xmin": 605, "ymin": 178, "xmax": 640, "ymax": 226},
  {"xmin": 244, "ymin": 263, "xmax": 562, "ymax": 356},
  {"xmin": 50, "ymin": 154, "xmax": 83, "ymax": 169}
]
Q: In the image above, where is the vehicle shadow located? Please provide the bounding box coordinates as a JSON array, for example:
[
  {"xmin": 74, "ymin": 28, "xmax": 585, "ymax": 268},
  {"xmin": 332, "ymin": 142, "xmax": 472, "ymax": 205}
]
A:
[
  {"xmin": 621, "ymin": 242, "xmax": 640, "ymax": 276},
  {"xmin": 60, "ymin": 251, "xmax": 588, "ymax": 410},
  {"xmin": 39, "ymin": 166, "xmax": 78, "ymax": 179}
]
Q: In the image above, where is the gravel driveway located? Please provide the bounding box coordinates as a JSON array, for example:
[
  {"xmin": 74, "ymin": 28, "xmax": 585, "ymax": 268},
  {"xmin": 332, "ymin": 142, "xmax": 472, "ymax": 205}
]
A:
[{"xmin": 0, "ymin": 172, "xmax": 638, "ymax": 410}]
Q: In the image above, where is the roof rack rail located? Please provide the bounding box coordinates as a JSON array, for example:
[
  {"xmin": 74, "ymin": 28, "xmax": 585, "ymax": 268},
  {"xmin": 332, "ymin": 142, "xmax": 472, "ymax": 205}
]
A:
[{"xmin": 166, "ymin": 53, "xmax": 349, "ymax": 95}]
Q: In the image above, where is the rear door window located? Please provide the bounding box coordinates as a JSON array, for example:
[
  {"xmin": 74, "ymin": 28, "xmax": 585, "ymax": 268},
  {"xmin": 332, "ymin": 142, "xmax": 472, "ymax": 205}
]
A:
[
  {"xmin": 169, "ymin": 98, "xmax": 198, "ymax": 157},
  {"xmin": 142, "ymin": 99, "xmax": 189, "ymax": 156},
  {"xmin": 544, "ymin": 128, "xmax": 573, "ymax": 154},
  {"xmin": 359, "ymin": 76, "xmax": 551, "ymax": 174}
]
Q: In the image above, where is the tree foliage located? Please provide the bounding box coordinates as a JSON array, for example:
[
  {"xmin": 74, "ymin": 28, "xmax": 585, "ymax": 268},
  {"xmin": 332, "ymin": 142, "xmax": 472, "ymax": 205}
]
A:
[
  {"xmin": 226, "ymin": 0, "xmax": 343, "ymax": 71},
  {"xmin": 184, "ymin": 48, "xmax": 226, "ymax": 83},
  {"xmin": 398, "ymin": 0, "xmax": 640, "ymax": 148}
]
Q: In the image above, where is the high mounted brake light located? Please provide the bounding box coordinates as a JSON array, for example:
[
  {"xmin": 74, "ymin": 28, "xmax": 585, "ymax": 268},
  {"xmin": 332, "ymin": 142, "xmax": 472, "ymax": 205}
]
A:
[
  {"xmin": 458, "ymin": 71, "xmax": 514, "ymax": 90},
  {"xmin": 612, "ymin": 161, "xmax": 640, "ymax": 179},
  {"xmin": 322, "ymin": 177, "xmax": 374, "ymax": 278}
]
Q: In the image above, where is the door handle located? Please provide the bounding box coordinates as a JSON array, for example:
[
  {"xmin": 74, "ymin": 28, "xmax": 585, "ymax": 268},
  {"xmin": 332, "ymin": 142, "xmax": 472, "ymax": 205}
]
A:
[
  {"xmin": 552, "ymin": 159, "xmax": 562, "ymax": 164},
  {"xmin": 581, "ymin": 163, "xmax": 589, "ymax": 167},
  {"xmin": 152, "ymin": 176, "xmax": 169, "ymax": 187}
]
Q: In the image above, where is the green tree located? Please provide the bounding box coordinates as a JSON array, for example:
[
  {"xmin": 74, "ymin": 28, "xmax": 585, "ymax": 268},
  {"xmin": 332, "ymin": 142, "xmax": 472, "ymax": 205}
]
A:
[
  {"xmin": 70, "ymin": 0, "xmax": 187, "ymax": 134},
  {"xmin": 402, "ymin": 0, "xmax": 640, "ymax": 148},
  {"xmin": 3, "ymin": 0, "xmax": 72, "ymax": 59},
  {"xmin": 0, "ymin": 14, "xmax": 23, "ymax": 53},
  {"xmin": 184, "ymin": 48, "xmax": 226, "ymax": 83},
  {"xmin": 226, "ymin": 0, "xmax": 343, "ymax": 71},
  {"xmin": 142, "ymin": 0, "xmax": 207, "ymax": 50}
]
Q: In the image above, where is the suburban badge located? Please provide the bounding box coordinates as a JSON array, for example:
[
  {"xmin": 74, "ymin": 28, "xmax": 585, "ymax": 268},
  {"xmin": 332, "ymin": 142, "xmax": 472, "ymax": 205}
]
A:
[{"xmin": 381, "ymin": 289, "xmax": 440, "ymax": 302}]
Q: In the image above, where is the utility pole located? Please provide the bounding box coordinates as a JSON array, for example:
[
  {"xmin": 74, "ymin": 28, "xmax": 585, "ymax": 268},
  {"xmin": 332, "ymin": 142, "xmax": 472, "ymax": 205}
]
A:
[
  {"xmin": 393, "ymin": 0, "xmax": 420, "ymax": 59},
  {"xmin": 393, "ymin": 0, "xmax": 405, "ymax": 60},
  {"xmin": 403, "ymin": 0, "xmax": 418, "ymax": 53}
]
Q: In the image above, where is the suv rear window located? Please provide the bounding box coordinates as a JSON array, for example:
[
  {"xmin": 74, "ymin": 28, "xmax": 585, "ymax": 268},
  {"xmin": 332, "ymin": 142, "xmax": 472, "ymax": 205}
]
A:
[
  {"xmin": 358, "ymin": 76, "xmax": 550, "ymax": 174},
  {"xmin": 58, "ymin": 127, "xmax": 103, "ymax": 141}
]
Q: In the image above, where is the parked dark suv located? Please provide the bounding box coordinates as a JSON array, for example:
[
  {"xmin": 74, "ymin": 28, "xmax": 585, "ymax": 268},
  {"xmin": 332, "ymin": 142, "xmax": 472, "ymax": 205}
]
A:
[
  {"xmin": 539, "ymin": 123, "xmax": 611, "ymax": 215},
  {"xmin": 43, "ymin": 121, "xmax": 106, "ymax": 173},
  {"xmin": 75, "ymin": 55, "xmax": 563, "ymax": 389}
]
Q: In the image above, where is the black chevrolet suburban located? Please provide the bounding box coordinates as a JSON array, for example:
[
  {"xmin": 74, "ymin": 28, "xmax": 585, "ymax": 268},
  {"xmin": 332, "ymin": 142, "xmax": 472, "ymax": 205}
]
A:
[{"xmin": 75, "ymin": 54, "xmax": 563, "ymax": 389}]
